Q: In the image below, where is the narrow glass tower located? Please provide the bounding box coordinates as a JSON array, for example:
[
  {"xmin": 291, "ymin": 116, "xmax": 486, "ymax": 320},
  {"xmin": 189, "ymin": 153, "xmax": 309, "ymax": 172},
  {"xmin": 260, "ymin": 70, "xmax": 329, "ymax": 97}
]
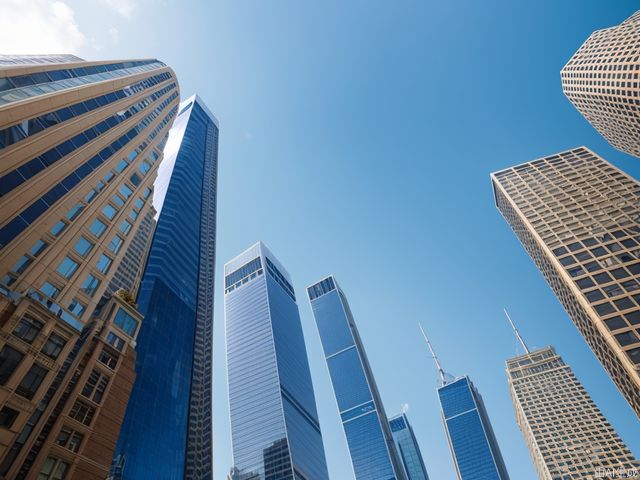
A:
[
  {"xmin": 388, "ymin": 412, "xmax": 430, "ymax": 480},
  {"xmin": 420, "ymin": 326, "xmax": 510, "ymax": 480},
  {"xmin": 307, "ymin": 275, "xmax": 407, "ymax": 480},
  {"xmin": 225, "ymin": 242, "xmax": 329, "ymax": 480}
]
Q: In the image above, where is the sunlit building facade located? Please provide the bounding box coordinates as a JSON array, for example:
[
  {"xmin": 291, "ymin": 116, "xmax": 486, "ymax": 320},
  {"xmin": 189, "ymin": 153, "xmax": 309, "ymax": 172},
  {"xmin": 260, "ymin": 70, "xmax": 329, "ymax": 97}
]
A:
[
  {"xmin": 388, "ymin": 413, "xmax": 430, "ymax": 480},
  {"xmin": 225, "ymin": 242, "xmax": 329, "ymax": 480},
  {"xmin": 0, "ymin": 55, "xmax": 179, "ymax": 479},
  {"xmin": 492, "ymin": 147, "xmax": 640, "ymax": 418},
  {"xmin": 113, "ymin": 95, "xmax": 218, "ymax": 479},
  {"xmin": 307, "ymin": 275, "xmax": 406, "ymax": 480}
]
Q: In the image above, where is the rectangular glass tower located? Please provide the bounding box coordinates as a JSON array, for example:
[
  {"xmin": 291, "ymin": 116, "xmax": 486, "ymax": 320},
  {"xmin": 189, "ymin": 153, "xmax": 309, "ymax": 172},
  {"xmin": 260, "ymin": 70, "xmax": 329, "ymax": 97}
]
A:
[
  {"xmin": 438, "ymin": 376, "xmax": 510, "ymax": 480},
  {"xmin": 225, "ymin": 242, "xmax": 329, "ymax": 480},
  {"xmin": 507, "ymin": 346, "xmax": 638, "ymax": 479},
  {"xmin": 307, "ymin": 275, "xmax": 407, "ymax": 480},
  {"xmin": 388, "ymin": 413, "xmax": 430, "ymax": 480},
  {"xmin": 492, "ymin": 147, "xmax": 640, "ymax": 418},
  {"xmin": 113, "ymin": 95, "xmax": 218, "ymax": 479}
]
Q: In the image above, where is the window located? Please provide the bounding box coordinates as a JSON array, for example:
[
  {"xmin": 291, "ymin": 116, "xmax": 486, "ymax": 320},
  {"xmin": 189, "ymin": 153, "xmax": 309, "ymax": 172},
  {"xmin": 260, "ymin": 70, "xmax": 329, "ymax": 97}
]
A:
[
  {"xmin": 113, "ymin": 308, "xmax": 138, "ymax": 336},
  {"xmin": 50, "ymin": 220, "xmax": 67, "ymax": 236},
  {"xmin": 134, "ymin": 198, "xmax": 144, "ymax": 210},
  {"xmin": 139, "ymin": 160, "xmax": 151, "ymax": 174},
  {"xmin": 102, "ymin": 204, "xmax": 117, "ymax": 220},
  {"xmin": 68, "ymin": 298, "xmax": 85, "ymax": 317},
  {"xmin": 106, "ymin": 332, "xmax": 125, "ymax": 351},
  {"xmin": 111, "ymin": 195, "xmax": 125, "ymax": 208},
  {"xmin": 37, "ymin": 456, "xmax": 69, "ymax": 480},
  {"xmin": 65, "ymin": 204, "xmax": 84, "ymax": 221},
  {"xmin": 0, "ymin": 346, "xmax": 23, "ymax": 384},
  {"xmin": 41, "ymin": 333, "xmax": 66, "ymax": 359},
  {"xmin": 73, "ymin": 236, "xmax": 94, "ymax": 257},
  {"xmin": 81, "ymin": 369, "xmax": 110, "ymax": 404},
  {"xmin": 119, "ymin": 220, "xmax": 132, "ymax": 235},
  {"xmin": 56, "ymin": 256, "xmax": 79, "ymax": 279},
  {"xmin": 98, "ymin": 347, "xmax": 119, "ymax": 369},
  {"xmin": 84, "ymin": 189, "xmax": 98, "ymax": 203},
  {"xmin": 80, "ymin": 275, "xmax": 101, "ymax": 296},
  {"xmin": 10, "ymin": 255, "xmax": 31, "ymax": 274},
  {"xmin": 119, "ymin": 184, "xmax": 132, "ymax": 199},
  {"xmin": 128, "ymin": 210, "xmax": 139, "ymax": 221},
  {"xmin": 29, "ymin": 239, "xmax": 48, "ymax": 257},
  {"xmin": 16, "ymin": 363, "xmax": 48, "ymax": 399},
  {"xmin": 96, "ymin": 254, "xmax": 112, "ymax": 274},
  {"xmin": 56, "ymin": 426, "xmax": 84, "ymax": 453},
  {"xmin": 69, "ymin": 399, "xmax": 95, "ymax": 426},
  {"xmin": 108, "ymin": 235, "xmax": 124, "ymax": 253},
  {"xmin": 40, "ymin": 282, "xmax": 60, "ymax": 299},
  {"xmin": 0, "ymin": 406, "xmax": 19, "ymax": 428},
  {"xmin": 13, "ymin": 315, "xmax": 44, "ymax": 343},
  {"xmin": 89, "ymin": 218, "xmax": 107, "ymax": 237}
]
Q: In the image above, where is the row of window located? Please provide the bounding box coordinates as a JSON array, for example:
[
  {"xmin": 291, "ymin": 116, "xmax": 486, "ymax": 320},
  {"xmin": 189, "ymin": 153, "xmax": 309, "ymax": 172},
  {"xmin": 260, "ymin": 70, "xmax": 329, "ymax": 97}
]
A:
[
  {"xmin": 0, "ymin": 71, "xmax": 172, "ymax": 150},
  {"xmin": 0, "ymin": 81, "xmax": 176, "ymax": 196}
]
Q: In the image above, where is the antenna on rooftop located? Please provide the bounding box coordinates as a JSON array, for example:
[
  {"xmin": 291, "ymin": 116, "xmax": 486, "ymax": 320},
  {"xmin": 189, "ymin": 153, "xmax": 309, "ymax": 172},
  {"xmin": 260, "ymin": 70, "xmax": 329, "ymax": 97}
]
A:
[
  {"xmin": 419, "ymin": 323, "xmax": 448, "ymax": 385},
  {"xmin": 504, "ymin": 308, "xmax": 530, "ymax": 354}
]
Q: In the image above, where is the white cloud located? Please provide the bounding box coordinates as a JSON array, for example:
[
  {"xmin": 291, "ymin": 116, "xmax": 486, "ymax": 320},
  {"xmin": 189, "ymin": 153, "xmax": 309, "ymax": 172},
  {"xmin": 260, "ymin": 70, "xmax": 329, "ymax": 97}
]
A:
[
  {"xmin": 108, "ymin": 26, "xmax": 120, "ymax": 44},
  {"xmin": 99, "ymin": 0, "xmax": 136, "ymax": 19},
  {"xmin": 0, "ymin": 0, "xmax": 87, "ymax": 55}
]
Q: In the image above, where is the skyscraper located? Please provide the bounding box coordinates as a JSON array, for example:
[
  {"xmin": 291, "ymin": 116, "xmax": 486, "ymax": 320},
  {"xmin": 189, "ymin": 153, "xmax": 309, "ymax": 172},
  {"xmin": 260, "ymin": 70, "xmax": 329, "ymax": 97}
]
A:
[
  {"xmin": 492, "ymin": 147, "xmax": 640, "ymax": 418},
  {"xmin": 0, "ymin": 55, "xmax": 179, "ymax": 478},
  {"xmin": 388, "ymin": 412, "xmax": 430, "ymax": 480},
  {"xmin": 113, "ymin": 95, "xmax": 218, "ymax": 479},
  {"xmin": 561, "ymin": 11, "xmax": 640, "ymax": 158},
  {"xmin": 420, "ymin": 326, "xmax": 510, "ymax": 480},
  {"xmin": 307, "ymin": 275, "xmax": 407, "ymax": 480},
  {"xmin": 225, "ymin": 242, "xmax": 329, "ymax": 480},
  {"xmin": 504, "ymin": 311, "xmax": 639, "ymax": 479}
]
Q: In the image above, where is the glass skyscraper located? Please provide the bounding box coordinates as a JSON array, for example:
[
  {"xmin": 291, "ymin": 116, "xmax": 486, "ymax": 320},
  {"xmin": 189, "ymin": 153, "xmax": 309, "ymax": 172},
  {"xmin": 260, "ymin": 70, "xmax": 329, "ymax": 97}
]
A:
[
  {"xmin": 307, "ymin": 275, "xmax": 407, "ymax": 480},
  {"xmin": 438, "ymin": 377, "xmax": 510, "ymax": 480},
  {"xmin": 224, "ymin": 242, "xmax": 329, "ymax": 480},
  {"xmin": 388, "ymin": 413, "xmax": 430, "ymax": 480},
  {"xmin": 113, "ymin": 95, "xmax": 218, "ymax": 479}
]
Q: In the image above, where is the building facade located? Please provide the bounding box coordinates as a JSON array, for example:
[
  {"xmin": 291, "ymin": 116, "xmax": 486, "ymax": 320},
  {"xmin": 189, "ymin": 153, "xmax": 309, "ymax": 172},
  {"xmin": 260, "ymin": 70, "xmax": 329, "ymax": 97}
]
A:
[
  {"xmin": 561, "ymin": 11, "xmax": 640, "ymax": 158},
  {"xmin": 388, "ymin": 413, "xmax": 430, "ymax": 480},
  {"xmin": 507, "ymin": 346, "xmax": 639, "ymax": 479},
  {"xmin": 225, "ymin": 242, "xmax": 329, "ymax": 480},
  {"xmin": 113, "ymin": 95, "xmax": 218, "ymax": 479},
  {"xmin": 0, "ymin": 55, "xmax": 179, "ymax": 478},
  {"xmin": 307, "ymin": 275, "xmax": 407, "ymax": 480},
  {"xmin": 492, "ymin": 147, "xmax": 640, "ymax": 418},
  {"xmin": 437, "ymin": 377, "xmax": 510, "ymax": 480}
]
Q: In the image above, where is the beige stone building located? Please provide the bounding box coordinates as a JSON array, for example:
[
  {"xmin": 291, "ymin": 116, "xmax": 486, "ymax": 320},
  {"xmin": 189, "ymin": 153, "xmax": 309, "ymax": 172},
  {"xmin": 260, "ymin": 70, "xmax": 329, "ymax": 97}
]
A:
[
  {"xmin": 492, "ymin": 147, "xmax": 640, "ymax": 419},
  {"xmin": 561, "ymin": 11, "xmax": 640, "ymax": 158},
  {"xmin": 0, "ymin": 55, "xmax": 179, "ymax": 479},
  {"xmin": 507, "ymin": 346, "xmax": 638, "ymax": 479}
]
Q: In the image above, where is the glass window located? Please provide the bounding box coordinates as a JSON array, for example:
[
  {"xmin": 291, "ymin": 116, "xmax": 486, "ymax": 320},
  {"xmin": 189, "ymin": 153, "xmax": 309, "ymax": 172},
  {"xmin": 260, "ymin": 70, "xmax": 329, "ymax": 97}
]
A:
[
  {"xmin": 68, "ymin": 400, "xmax": 95, "ymax": 426},
  {"xmin": 113, "ymin": 308, "xmax": 138, "ymax": 336},
  {"xmin": 65, "ymin": 204, "xmax": 84, "ymax": 221},
  {"xmin": 102, "ymin": 204, "xmax": 117, "ymax": 220},
  {"xmin": 81, "ymin": 369, "xmax": 110, "ymax": 404},
  {"xmin": 13, "ymin": 315, "xmax": 44, "ymax": 344},
  {"xmin": 89, "ymin": 219, "xmax": 107, "ymax": 238},
  {"xmin": 73, "ymin": 236, "xmax": 94, "ymax": 257},
  {"xmin": 37, "ymin": 456, "xmax": 70, "ymax": 480},
  {"xmin": 29, "ymin": 239, "xmax": 48, "ymax": 257},
  {"xmin": 98, "ymin": 347, "xmax": 119, "ymax": 369},
  {"xmin": 40, "ymin": 282, "xmax": 60, "ymax": 299},
  {"xmin": 96, "ymin": 254, "xmax": 112, "ymax": 274},
  {"xmin": 119, "ymin": 184, "xmax": 133, "ymax": 199},
  {"xmin": 84, "ymin": 189, "xmax": 98, "ymax": 203},
  {"xmin": 0, "ymin": 345, "xmax": 24, "ymax": 384},
  {"xmin": 106, "ymin": 332, "xmax": 125, "ymax": 351},
  {"xmin": 111, "ymin": 195, "xmax": 125, "ymax": 208},
  {"xmin": 129, "ymin": 210, "xmax": 139, "ymax": 221},
  {"xmin": 134, "ymin": 198, "xmax": 144, "ymax": 211},
  {"xmin": 16, "ymin": 363, "xmax": 48, "ymax": 399},
  {"xmin": 10, "ymin": 255, "xmax": 31, "ymax": 274},
  {"xmin": 119, "ymin": 220, "xmax": 132, "ymax": 235},
  {"xmin": 139, "ymin": 161, "xmax": 151, "ymax": 174},
  {"xmin": 50, "ymin": 220, "xmax": 67, "ymax": 236},
  {"xmin": 80, "ymin": 275, "xmax": 101, "ymax": 297},
  {"xmin": 0, "ymin": 406, "xmax": 19, "ymax": 428},
  {"xmin": 56, "ymin": 256, "xmax": 79, "ymax": 279},
  {"xmin": 68, "ymin": 298, "xmax": 85, "ymax": 317},
  {"xmin": 108, "ymin": 235, "xmax": 124, "ymax": 253},
  {"xmin": 56, "ymin": 426, "xmax": 84, "ymax": 453},
  {"xmin": 41, "ymin": 333, "xmax": 66, "ymax": 359}
]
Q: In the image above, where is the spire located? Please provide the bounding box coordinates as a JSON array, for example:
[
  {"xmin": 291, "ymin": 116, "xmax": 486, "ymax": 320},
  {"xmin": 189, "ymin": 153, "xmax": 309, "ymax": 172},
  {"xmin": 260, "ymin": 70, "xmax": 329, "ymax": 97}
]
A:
[
  {"xmin": 419, "ymin": 323, "xmax": 447, "ymax": 385},
  {"xmin": 504, "ymin": 308, "xmax": 530, "ymax": 354}
]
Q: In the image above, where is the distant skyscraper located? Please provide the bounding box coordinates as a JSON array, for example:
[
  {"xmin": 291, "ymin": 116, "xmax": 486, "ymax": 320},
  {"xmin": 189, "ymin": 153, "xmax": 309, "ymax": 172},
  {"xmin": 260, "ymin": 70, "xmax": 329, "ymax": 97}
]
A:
[
  {"xmin": 225, "ymin": 242, "xmax": 329, "ymax": 480},
  {"xmin": 114, "ymin": 95, "xmax": 218, "ymax": 479},
  {"xmin": 420, "ymin": 326, "xmax": 510, "ymax": 480},
  {"xmin": 492, "ymin": 147, "xmax": 640, "ymax": 418},
  {"xmin": 389, "ymin": 412, "xmax": 430, "ymax": 480},
  {"xmin": 561, "ymin": 11, "xmax": 640, "ymax": 158},
  {"xmin": 0, "ymin": 55, "xmax": 179, "ymax": 478},
  {"xmin": 307, "ymin": 275, "xmax": 407, "ymax": 480},
  {"xmin": 504, "ymin": 312, "xmax": 639, "ymax": 479}
]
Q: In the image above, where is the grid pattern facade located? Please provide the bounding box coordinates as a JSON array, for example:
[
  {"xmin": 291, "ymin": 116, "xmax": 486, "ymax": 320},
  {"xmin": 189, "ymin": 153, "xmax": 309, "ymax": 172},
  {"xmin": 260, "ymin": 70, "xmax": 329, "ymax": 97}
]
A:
[
  {"xmin": 307, "ymin": 275, "xmax": 407, "ymax": 480},
  {"xmin": 225, "ymin": 242, "xmax": 329, "ymax": 480},
  {"xmin": 561, "ymin": 11, "xmax": 640, "ymax": 158},
  {"xmin": 388, "ymin": 413, "xmax": 430, "ymax": 480},
  {"xmin": 507, "ymin": 346, "xmax": 639, "ymax": 479},
  {"xmin": 492, "ymin": 147, "xmax": 640, "ymax": 418}
]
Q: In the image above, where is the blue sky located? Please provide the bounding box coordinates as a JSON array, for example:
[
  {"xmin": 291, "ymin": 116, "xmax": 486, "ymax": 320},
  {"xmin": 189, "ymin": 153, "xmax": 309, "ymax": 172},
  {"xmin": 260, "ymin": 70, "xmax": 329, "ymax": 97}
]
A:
[{"xmin": 7, "ymin": 1, "xmax": 640, "ymax": 478}]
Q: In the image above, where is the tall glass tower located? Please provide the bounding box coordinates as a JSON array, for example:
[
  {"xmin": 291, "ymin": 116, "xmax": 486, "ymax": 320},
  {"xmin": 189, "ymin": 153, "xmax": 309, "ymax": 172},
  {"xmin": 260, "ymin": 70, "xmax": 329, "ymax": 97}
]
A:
[
  {"xmin": 419, "ymin": 327, "xmax": 509, "ymax": 480},
  {"xmin": 388, "ymin": 413, "xmax": 430, "ymax": 480},
  {"xmin": 224, "ymin": 242, "xmax": 329, "ymax": 480},
  {"xmin": 113, "ymin": 95, "xmax": 218, "ymax": 479},
  {"xmin": 307, "ymin": 275, "xmax": 407, "ymax": 480}
]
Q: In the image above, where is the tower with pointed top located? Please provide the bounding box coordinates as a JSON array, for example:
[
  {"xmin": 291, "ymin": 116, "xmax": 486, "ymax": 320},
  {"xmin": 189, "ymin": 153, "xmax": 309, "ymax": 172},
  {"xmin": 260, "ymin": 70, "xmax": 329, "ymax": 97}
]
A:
[
  {"xmin": 420, "ymin": 326, "xmax": 510, "ymax": 480},
  {"xmin": 504, "ymin": 312, "xmax": 639, "ymax": 478}
]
